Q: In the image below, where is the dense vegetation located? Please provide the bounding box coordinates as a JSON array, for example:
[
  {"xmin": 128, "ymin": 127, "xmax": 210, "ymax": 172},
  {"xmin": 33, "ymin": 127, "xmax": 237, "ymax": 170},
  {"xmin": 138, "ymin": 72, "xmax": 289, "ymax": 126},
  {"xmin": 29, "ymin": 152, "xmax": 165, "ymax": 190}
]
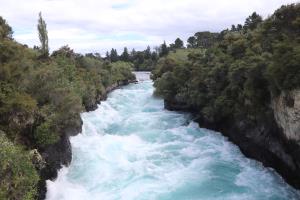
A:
[
  {"xmin": 152, "ymin": 3, "xmax": 300, "ymax": 125},
  {"xmin": 0, "ymin": 15, "xmax": 135, "ymax": 199},
  {"xmin": 105, "ymin": 38, "xmax": 187, "ymax": 71},
  {"xmin": 106, "ymin": 46, "xmax": 158, "ymax": 71}
]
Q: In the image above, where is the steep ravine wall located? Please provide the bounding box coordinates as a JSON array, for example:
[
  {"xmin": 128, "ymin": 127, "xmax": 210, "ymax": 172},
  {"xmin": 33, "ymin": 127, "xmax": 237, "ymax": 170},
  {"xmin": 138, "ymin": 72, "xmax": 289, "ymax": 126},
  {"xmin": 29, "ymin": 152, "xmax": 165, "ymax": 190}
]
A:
[
  {"xmin": 37, "ymin": 79, "xmax": 137, "ymax": 200},
  {"xmin": 164, "ymin": 89, "xmax": 300, "ymax": 190},
  {"xmin": 272, "ymin": 89, "xmax": 300, "ymax": 142}
]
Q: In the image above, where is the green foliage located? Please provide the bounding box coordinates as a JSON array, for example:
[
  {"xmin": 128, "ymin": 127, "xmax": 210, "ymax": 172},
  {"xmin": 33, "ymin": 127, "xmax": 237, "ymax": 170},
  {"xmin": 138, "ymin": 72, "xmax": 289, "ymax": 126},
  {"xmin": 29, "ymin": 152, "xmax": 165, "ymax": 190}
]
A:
[
  {"xmin": 152, "ymin": 3, "xmax": 300, "ymax": 125},
  {"xmin": 194, "ymin": 31, "xmax": 220, "ymax": 48},
  {"xmin": 111, "ymin": 61, "xmax": 135, "ymax": 82},
  {"xmin": 37, "ymin": 12, "xmax": 49, "ymax": 58},
  {"xmin": 0, "ymin": 133, "xmax": 39, "ymax": 200},
  {"xmin": 187, "ymin": 36, "xmax": 196, "ymax": 48},
  {"xmin": 159, "ymin": 41, "xmax": 169, "ymax": 57},
  {"xmin": 0, "ymin": 14, "xmax": 135, "ymax": 199},
  {"xmin": 121, "ymin": 47, "xmax": 130, "ymax": 62},
  {"xmin": 268, "ymin": 41, "xmax": 300, "ymax": 92},
  {"xmin": 118, "ymin": 46, "xmax": 159, "ymax": 71},
  {"xmin": 34, "ymin": 119, "xmax": 59, "ymax": 147},
  {"xmin": 170, "ymin": 38, "xmax": 184, "ymax": 49},
  {"xmin": 244, "ymin": 12, "xmax": 262, "ymax": 31},
  {"xmin": 110, "ymin": 48, "xmax": 119, "ymax": 62},
  {"xmin": 0, "ymin": 16, "xmax": 13, "ymax": 39}
]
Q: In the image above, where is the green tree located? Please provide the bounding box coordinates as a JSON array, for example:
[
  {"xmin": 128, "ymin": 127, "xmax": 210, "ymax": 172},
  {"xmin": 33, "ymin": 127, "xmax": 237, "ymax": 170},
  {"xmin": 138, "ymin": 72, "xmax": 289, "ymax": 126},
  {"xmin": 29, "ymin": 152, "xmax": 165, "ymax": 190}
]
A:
[
  {"xmin": 244, "ymin": 12, "xmax": 262, "ymax": 31},
  {"xmin": 159, "ymin": 41, "xmax": 169, "ymax": 57},
  {"xmin": 0, "ymin": 133, "xmax": 39, "ymax": 200},
  {"xmin": 105, "ymin": 51, "xmax": 110, "ymax": 60},
  {"xmin": 174, "ymin": 38, "xmax": 184, "ymax": 49},
  {"xmin": 194, "ymin": 31, "xmax": 219, "ymax": 48},
  {"xmin": 187, "ymin": 36, "xmax": 196, "ymax": 48},
  {"xmin": 0, "ymin": 16, "xmax": 13, "ymax": 39},
  {"xmin": 37, "ymin": 12, "xmax": 49, "ymax": 57},
  {"xmin": 121, "ymin": 47, "xmax": 129, "ymax": 62},
  {"xmin": 151, "ymin": 51, "xmax": 158, "ymax": 61},
  {"xmin": 144, "ymin": 46, "xmax": 151, "ymax": 59},
  {"xmin": 110, "ymin": 48, "xmax": 118, "ymax": 62}
]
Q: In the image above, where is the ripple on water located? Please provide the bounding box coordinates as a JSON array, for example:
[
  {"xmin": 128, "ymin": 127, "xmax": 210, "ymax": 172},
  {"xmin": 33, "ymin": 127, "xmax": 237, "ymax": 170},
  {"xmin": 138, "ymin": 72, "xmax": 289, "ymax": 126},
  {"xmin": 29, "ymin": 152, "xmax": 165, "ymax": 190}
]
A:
[{"xmin": 46, "ymin": 75, "xmax": 300, "ymax": 200}]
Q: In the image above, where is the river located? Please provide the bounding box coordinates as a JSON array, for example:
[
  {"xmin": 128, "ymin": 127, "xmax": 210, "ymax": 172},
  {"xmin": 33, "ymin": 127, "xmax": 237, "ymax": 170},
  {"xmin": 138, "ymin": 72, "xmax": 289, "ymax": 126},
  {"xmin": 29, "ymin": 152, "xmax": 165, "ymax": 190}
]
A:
[{"xmin": 46, "ymin": 72, "xmax": 300, "ymax": 200}]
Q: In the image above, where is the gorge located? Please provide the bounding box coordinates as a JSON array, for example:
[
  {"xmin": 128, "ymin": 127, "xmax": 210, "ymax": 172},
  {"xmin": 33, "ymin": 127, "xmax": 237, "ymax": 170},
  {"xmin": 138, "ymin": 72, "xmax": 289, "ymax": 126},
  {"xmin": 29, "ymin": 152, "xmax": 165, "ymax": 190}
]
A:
[{"xmin": 45, "ymin": 72, "xmax": 300, "ymax": 200}]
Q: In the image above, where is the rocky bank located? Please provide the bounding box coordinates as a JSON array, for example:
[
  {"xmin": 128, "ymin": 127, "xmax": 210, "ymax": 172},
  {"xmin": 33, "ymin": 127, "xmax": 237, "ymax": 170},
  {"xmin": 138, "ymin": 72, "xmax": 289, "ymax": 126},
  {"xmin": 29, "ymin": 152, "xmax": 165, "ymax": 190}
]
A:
[
  {"xmin": 165, "ymin": 89, "xmax": 300, "ymax": 190},
  {"xmin": 37, "ymin": 79, "xmax": 137, "ymax": 200}
]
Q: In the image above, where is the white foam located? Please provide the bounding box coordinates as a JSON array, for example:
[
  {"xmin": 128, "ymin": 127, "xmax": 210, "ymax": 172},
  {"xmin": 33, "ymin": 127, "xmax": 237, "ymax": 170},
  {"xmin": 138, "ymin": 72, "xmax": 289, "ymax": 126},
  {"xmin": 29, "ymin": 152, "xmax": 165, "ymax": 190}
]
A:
[{"xmin": 46, "ymin": 80, "xmax": 300, "ymax": 200}]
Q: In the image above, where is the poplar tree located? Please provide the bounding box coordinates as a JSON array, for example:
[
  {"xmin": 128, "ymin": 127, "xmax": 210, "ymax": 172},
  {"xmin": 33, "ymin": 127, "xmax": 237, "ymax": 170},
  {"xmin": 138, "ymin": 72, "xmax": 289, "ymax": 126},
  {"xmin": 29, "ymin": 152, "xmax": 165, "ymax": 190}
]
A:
[{"xmin": 37, "ymin": 12, "xmax": 49, "ymax": 57}]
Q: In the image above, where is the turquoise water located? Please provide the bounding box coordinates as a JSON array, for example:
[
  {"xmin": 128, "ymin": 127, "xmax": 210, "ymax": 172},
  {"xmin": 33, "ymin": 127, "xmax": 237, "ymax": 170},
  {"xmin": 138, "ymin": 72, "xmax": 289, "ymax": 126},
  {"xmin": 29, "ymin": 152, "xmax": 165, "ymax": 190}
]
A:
[{"xmin": 46, "ymin": 73, "xmax": 300, "ymax": 200}]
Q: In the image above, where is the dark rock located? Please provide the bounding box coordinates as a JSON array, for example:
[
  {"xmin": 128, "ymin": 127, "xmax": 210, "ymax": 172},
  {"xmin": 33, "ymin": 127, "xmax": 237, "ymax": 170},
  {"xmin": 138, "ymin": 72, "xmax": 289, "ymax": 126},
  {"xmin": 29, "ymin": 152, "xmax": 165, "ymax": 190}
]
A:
[
  {"xmin": 166, "ymin": 99, "xmax": 300, "ymax": 190},
  {"xmin": 37, "ymin": 133, "xmax": 72, "ymax": 200},
  {"xmin": 37, "ymin": 78, "xmax": 136, "ymax": 199}
]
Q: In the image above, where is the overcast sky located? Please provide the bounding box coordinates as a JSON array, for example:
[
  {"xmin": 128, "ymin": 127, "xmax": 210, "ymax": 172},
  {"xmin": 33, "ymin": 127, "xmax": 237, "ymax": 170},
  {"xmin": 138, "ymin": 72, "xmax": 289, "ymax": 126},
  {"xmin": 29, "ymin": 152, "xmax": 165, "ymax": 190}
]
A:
[{"xmin": 0, "ymin": 0, "xmax": 297, "ymax": 54}]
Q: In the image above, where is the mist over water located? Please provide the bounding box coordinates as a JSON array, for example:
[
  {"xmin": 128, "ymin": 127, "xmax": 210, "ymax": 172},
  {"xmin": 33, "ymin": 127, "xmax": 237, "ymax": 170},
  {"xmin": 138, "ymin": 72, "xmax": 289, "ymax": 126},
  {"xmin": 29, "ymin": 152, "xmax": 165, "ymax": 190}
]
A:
[{"xmin": 46, "ymin": 72, "xmax": 300, "ymax": 200}]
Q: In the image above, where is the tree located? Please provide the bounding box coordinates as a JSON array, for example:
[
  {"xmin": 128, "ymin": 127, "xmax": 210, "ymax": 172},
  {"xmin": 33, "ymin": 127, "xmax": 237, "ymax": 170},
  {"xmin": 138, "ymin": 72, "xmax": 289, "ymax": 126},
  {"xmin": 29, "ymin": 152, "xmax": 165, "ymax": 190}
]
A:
[
  {"xmin": 174, "ymin": 38, "xmax": 184, "ymax": 49},
  {"xmin": 159, "ymin": 41, "xmax": 169, "ymax": 57},
  {"xmin": 231, "ymin": 25, "xmax": 237, "ymax": 32},
  {"xmin": 244, "ymin": 12, "xmax": 263, "ymax": 31},
  {"xmin": 187, "ymin": 36, "xmax": 196, "ymax": 48},
  {"xmin": 194, "ymin": 31, "xmax": 219, "ymax": 48},
  {"xmin": 151, "ymin": 51, "xmax": 158, "ymax": 61},
  {"xmin": 144, "ymin": 46, "xmax": 151, "ymax": 59},
  {"xmin": 0, "ymin": 16, "xmax": 13, "ymax": 39},
  {"xmin": 51, "ymin": 45, "xmax": 75, "ymax": 58},
  {"xmin": 37, "ymin": 12, "xmax": 49, "ymax": 58},
  {"xmin": 121, "ymin": 47, "xmax": 129, "ymax": 62},
  {"xmin": 105, "ymin": 51, "xmax": 110, "ymax": 60},
  {"xmin": 130, "ymin": 48, "xmax": 136, "ymax": 62},
  {"xmin": 110, "ymin": 48, "xmax": 118, "ymax": 62},
  {"xmin": 237, "ymin": 24, "xmax": 243, "ymax": 31}
]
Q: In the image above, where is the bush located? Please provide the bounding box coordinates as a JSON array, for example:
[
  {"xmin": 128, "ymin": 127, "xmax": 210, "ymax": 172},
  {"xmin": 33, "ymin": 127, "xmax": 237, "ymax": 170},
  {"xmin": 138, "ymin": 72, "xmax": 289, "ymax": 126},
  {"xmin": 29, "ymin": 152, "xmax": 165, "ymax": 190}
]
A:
[{"xmin": 0, "ymin": 133, "xmax": 39, "ymax": 200}]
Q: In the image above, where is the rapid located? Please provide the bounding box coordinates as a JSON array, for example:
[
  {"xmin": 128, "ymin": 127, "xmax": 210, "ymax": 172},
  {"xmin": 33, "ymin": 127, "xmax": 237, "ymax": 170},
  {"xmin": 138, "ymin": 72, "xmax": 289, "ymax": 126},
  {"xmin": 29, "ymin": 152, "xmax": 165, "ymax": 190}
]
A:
[{"xmin": 46, "ymin": 72, "xmax": 300, "ymax": 200}]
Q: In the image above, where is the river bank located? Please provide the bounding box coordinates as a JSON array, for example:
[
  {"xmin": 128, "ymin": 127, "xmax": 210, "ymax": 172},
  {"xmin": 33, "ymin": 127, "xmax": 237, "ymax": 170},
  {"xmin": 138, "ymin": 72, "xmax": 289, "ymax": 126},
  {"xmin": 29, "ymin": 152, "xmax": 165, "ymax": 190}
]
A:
[
  {"xmin": 38, "ymin": 78, "xmax": 137, "ymax": 200},
  {"xmin": 164, "ymin": 92, "xmax": 300, "ymax": 191},
  {"xmin": 45, "ymin": 72, "xmax": 300, "ymax": 200}
]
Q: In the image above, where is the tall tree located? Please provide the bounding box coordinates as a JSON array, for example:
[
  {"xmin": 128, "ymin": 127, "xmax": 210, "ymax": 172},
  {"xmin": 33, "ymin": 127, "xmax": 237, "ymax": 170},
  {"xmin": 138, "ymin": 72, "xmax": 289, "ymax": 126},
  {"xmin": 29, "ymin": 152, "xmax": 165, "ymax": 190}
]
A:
[
  {"xmin": 187, "ymin": 36, "xmax": 196, "ymax": 48},
  {"xmin": 110, "ymin": 48, "xmax": 118, "ymax": 62},
  {"xmin": 37, "ymin": 12, "xmax": 49, "ymax": 58},
  {"xmin": 121, "ymin": 47, "xmax": 129, "ymax": 62},
  {"xmin": 151, "ymin": 51, "xmax": 158, "ymax": 61},
  {"xmin": 174, "ymin": 38, "xmax": 184, "ymax": 48},
  {"xmin": 231, "ymin": 25, "xmax": 237, "ymax": 32},
  {"xmin": 194, "ymin": 31, "xmax": 219, "ymax": 48},
  {"xmin": 130, "ymin": 48, "xmax": 136, "ymax": 61},
  {"xmin": 144, "ymin": 46, "xmax": 151, "ymax": 59},
  {"xmin": 159, "ymin": 41, "xmax": 169, "ymax": 57},
  {"xmin": 237, "ymin": 24, "xmax": 243, "ymax": 31},
  {"xmin": 244, "ymin": 12, "xmax": 263, "ymax": 31},
  {"xmin": 105, "ymin": 51, "xmax": 110, "ymax": 60},
  {"xmin": 0, "ymin": 16, "xmax": 13, "ymax": 39}
]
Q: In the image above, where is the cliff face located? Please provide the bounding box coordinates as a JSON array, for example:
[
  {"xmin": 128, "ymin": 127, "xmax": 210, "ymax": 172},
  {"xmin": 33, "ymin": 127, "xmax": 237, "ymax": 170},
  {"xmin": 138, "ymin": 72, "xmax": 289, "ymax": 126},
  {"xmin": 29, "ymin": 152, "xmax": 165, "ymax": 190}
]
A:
[
  {"xmin": 164, "ymin": 89, "xmax": 300, "ymax": 190},
  {"xmin": 272, "ymin": 89, "xmax": 300, "ymax": 142},
  {"xmin": 271, "ymin": 89, "xmax": 300, "ymax": 186},
  {"xmin": 37, "ymin": 80, "xmax": 136, "ymax": 200}
]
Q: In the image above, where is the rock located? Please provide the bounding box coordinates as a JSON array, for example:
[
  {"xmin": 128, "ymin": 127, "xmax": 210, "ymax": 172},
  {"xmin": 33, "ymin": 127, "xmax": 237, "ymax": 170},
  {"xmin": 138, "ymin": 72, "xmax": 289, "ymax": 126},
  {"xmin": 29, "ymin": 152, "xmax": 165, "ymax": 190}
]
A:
[
  {"xmin": 165, "ymin": 89, "xmax": 300, "ymax": 190},
  {"xmin": 37, "ymin": 133, "xmax": 73, "ymax": 200},
  {"xmin": 272, "ymin": 89, "xmax": 300, "ymax": 142},
  {"xmin": 37, "ymin": 78, "xmax": 137, "ymax": 199},
  {"xmin": 29, "ymin": 149, "xmax": 46, "ymax": 170}
]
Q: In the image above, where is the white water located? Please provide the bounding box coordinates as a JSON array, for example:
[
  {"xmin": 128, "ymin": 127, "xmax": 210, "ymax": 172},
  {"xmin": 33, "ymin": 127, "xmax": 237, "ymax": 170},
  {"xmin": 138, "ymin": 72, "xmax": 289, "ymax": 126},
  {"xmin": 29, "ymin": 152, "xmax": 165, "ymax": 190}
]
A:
[{"xmin": 46, "ymin": 72, "xmax": 300, "ymax": 200}]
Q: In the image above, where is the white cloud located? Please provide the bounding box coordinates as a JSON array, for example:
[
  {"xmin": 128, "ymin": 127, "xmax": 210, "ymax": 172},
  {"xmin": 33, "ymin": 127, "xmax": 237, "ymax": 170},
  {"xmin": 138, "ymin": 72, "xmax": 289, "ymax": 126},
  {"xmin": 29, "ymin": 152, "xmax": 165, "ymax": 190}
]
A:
[{"xmin": 0, "ymin": 0, "xmax": 297, "ymax": 54}]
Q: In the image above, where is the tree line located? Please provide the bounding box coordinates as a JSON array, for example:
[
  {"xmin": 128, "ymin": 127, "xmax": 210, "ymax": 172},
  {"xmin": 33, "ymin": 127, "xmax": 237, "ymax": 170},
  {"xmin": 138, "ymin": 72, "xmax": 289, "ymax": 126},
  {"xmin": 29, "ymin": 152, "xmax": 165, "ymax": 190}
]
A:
[
  {"xmin": 0, "ymin": 13, "xmax": 135, "ymax": 199},
  {"xmin": 152, "ymin": 3, "xmax": 300, "ymax": 127}
]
